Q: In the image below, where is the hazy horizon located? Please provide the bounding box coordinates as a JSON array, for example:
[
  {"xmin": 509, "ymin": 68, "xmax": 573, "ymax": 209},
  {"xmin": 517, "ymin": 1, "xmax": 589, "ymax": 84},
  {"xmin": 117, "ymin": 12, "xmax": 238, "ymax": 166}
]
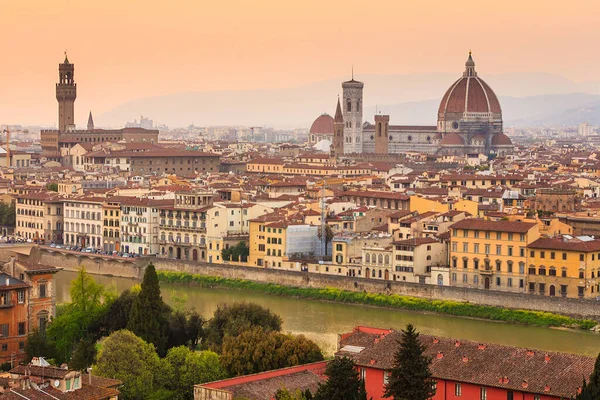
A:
[{"xmin": 1, "ymin": 0, "xmax": 598, "ymax": 128}]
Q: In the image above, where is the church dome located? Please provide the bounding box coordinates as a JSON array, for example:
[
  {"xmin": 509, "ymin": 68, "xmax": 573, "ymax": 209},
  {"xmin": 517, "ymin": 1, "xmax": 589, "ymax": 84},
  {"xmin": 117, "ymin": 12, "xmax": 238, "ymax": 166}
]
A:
[
  {"xmin": 310, "ymin": 114, "xmax": 334, "ymax": 134},
  {"xmin": 438, "ymin": 53, "xmax": 502, "ymax": 115},
  {"xmin": 491, "ymin": 132, "xmax": 512, "ymax": 146},
  {"xmin": 440, "ymin": 133, "xmax": 464, "ymax": 146}
]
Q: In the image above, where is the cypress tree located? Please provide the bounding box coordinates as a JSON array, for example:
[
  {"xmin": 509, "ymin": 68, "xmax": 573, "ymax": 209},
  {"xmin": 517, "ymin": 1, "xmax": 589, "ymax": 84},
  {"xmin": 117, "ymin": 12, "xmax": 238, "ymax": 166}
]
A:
[
  {"xmin": 384, "ymin": 324, "xmax": 436, "ymax": 400},
  {"xmin": 127, "ymin": 263, "xmax": 169, "ymax": 356},
  {"xmin": 313, "ymin": 357, "xmax": 362, "ymax": 400},
  {"xmin": 576, "ymin": 353, "xmax": 600, "ymax": 400}
]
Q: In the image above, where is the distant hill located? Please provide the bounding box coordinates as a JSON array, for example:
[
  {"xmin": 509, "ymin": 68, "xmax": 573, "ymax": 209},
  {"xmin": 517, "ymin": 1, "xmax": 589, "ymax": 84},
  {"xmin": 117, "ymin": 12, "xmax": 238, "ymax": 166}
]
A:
[
  {"xmin": 97, "ymin": 72, "xmax": 600, "ymax": 129},
  {"xmin": 366, "ymin": 94, "xmax": 600, "ymax": 126}
]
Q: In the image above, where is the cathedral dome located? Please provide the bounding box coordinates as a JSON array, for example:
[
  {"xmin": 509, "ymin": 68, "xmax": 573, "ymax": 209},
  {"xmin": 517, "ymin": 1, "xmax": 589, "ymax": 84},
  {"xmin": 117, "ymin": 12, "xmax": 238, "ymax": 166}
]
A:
[
  {"xmin": 491, "ymin": 132, "xmax": 512, "ymax": 146},
  {"xmin": 310, "ymin": 114, "xmax": 334, "ymax": 134},
  {"xmin": 438, "ymin": 53, "xmax": 502, "ymax": 115},
  {"xmin": 440, "ymin": 133, "xmax": 464, "ymax": 146}
]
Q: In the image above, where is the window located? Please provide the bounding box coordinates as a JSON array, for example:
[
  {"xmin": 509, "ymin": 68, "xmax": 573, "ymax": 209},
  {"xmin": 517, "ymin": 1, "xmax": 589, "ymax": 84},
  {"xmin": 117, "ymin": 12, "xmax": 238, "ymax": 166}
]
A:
[
  {"xmin": 474, "ymin": 244, "xmax": 479, "ymax": 254},
  {"xmin": 540, "ymin": 251, "xmax": 545, "ymax": 259},
  {"xmin": 383, "ymin": 372, "xmax": 390, "ymax": 385},
  {"xmin": 18, "ymin": 322, "xmax": 25, "ymax": 336},
  {"xmin": 474, "ymin": 275, "xmax": 479, "ymax": 284},
  {"xmin": 39, "ymin": 283, "xmax": 47, "ymax": 298},
  {"xmin": 534, "ymin": 396, "xmax": 540, "ymax": 400},
  {"xmin": 562, "ymin": 252, "xmax": 567, "ymax": 260},
  {"xmin": 0, "ymin": 324, "xmax": 8, "ymax": 337},
  {"xmin": 463, "ymin": 229, "xmax": 468, "ymax": 238},
  {"xmin": 507, "ymin": 278, "xmax": 512, "ymax": 287},
  {"xmin": 507, "ymin": 391, "xmax": 514, "ymax": 400},
  {"xmin": 480, "ymin": 387, "xmax": 487, "ymax": 400},
  {"xmin": 484, "ymin": 244, "xmax": 490, "ymax": 254},
  {"xmin": 550, "ymin": 252, "xmax": 555, "ymax": 260},
  {"xmin": 508, "ymin": 247, "xmax": 513, "ymax": 256},
  {"xmin": 485, "ymin": 231, "xmax": 490, "ymax": 239},
  {"xmin": 530, "ymin": 250, "xmax": 535, "ymax": 257},
  {"xmin": 359, "ymin": 368, "xmax": 366, "ymax": 381},
  {"xmin": 463, "ymin": 243, "xmax": 468, "ymax": 252},
  {"xmin": 455, "ymin": 383, "xmax": 462, "ymax": 396},
  {"xmin": 474, "ymin": 231, "xmax": 479, "ymax": 238},
  {"xmin": 17, "ymin": 290, "xmax": 24, "ymax": 304},
  {"xmin": 496, "ymin": 245, "xmax": 502, "ymax": 256},
  {"xmin": 66, "ymin": 379, "xmax": 71, "ymax": 391},
  {"xmin": 496, "ymin": 232, "xmax": 502, "ymax": 240},
  {"xmin": 508, "ymin": 233, "xmax": 513, "ymax": 241}
]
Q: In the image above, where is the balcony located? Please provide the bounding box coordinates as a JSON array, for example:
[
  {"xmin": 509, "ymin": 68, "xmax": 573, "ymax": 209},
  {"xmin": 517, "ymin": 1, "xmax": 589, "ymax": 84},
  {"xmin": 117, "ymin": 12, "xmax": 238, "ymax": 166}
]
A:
[{"xmin": 480, "ymin": 266, "xmax": 494, "ymax": 275}]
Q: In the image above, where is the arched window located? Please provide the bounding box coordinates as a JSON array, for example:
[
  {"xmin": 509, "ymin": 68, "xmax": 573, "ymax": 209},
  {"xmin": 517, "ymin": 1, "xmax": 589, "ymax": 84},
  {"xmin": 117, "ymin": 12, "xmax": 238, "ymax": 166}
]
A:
[
  {"xmin": 365, "ymin": 253, "xmax": 370, "ymax": 263},
  {"xmin": 426, "ymin": 255, "xmax": 432, "ymax": 261},
  {"xmin": 347, "ymin": 99, "xmax": 352, "ymax": 112},
  {"xmin": 378, "ymin": 254, "xmax": 383, "ymax": 264},
  {"xmin": 385, "ymin": 255, "xmax": 390, "ymax": 265}
]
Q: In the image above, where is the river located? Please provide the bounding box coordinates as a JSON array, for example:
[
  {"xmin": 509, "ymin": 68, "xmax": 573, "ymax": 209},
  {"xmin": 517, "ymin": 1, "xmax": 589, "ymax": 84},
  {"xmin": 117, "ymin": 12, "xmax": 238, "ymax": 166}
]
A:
[{"xmin": 54, "ymin": 270, "xmax": 600, "ymax": 357}]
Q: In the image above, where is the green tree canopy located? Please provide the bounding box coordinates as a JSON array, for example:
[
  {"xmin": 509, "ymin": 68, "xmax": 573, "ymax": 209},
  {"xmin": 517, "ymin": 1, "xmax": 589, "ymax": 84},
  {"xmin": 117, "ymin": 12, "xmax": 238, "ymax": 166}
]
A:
[
  {"xmin": 160, "ymin": 346, "xmax": 227, "ymax": 400},
  {"xmin": 205, "ymin": 302, "xmax": 282, "ymax": 352},
  {"xmin": 46, "ymin": 267, "xmax": 110, "ymax": 363},
  {"xmin": 127, "ymin": 263, "xmax": 169, "ymax": 356},
  {"xmin": 221, "ymin": 241, "xmax": 250, "ymax": 262},
  {"xmin": 0, "ymin": 202, "xmax": 15, "ymax": 227},
  {"xmin": 94, "ymin": 330, "xmax": 162, "ymax": 400},
  {"xmin": 46, "ymin": 182, "xmax": 59, "ymax": 192},
  {"xmin": 313, "ymin": 357, "xmax": 364, "ymax": 400},
  {"xmin": 220, "ymin": 327, "xmax": 323, "ymax": 376},
  {"xmin": 383, "ymin": 324, "xmax": 436, "ymax": 400},
  {"xmin": 576, "ymin": 353, "xmax": 600, "ymax": 400}
]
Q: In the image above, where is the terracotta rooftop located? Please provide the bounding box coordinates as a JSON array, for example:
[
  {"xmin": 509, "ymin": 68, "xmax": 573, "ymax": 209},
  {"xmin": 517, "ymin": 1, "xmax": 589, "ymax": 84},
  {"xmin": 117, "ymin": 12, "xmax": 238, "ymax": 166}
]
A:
[
  {"xmin": 338, "ymin": 326, "xmax": 593, "ymax": 399},
  {"xmin": 450, "ymin": 219, "xmax": 536, "ymax": 233}
]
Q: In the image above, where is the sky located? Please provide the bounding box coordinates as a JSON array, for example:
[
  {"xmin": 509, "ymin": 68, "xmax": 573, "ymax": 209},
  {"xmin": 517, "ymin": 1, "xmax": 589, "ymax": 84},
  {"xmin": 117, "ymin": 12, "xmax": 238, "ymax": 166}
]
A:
[{"xmin": 0, "ymin": 0, "xmax": 598, "ymax": 127}]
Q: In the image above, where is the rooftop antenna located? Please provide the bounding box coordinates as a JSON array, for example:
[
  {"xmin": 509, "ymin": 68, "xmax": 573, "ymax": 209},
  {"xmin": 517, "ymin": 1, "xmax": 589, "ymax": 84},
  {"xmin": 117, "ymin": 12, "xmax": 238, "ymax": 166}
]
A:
[{"xmin": 352, "ymin": 66, "xmax": 354, "ymax": 80}]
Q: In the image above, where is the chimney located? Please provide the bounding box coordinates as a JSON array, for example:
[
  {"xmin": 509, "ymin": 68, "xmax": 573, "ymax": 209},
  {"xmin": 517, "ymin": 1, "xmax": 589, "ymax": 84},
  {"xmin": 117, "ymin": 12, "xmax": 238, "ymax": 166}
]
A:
[
  {"xmin": 87, "ymin": 367, "xmax": 93, "ymax": 385},
  {"xmin": 462, "ymin": 356, "xmax": 469, "ymax": 363},
  {"xmin": 526, "ymin": 349, "xmax": 534, "ymax": 357},
  {"xmin": 432, "ymin": 337, "xmax": 439, "ymax": 344},
  {"xmin": 477, "ymin": 343, "xmax": 486, "ymax": 350},
  {"xmin": 369, "ymin": 359, "xmax": 376, "ymax": 366},
  {"xmin": 522, "ymin": 380, "xmax": 529, "ymax": 389},
  {"xmin": 455, "ymin": 340, "xmax": 461, "ymax": 347},
  {"xmin": 436, "ymin": 351, "xmax": 444, "ymax": 359},
  {"xmin": 544, "ymin": 385, "xmax": 551, "ymax": 393},
  {"xmin": 544, "ymin": 353, "xmax": 551, "ymax": 363}
]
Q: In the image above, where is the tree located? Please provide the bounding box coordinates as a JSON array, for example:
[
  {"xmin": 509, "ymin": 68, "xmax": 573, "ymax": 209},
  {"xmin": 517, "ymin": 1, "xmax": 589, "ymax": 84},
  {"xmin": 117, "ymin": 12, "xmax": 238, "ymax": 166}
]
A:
[
  {"xmin": 317, "ymin": 224, "xmax": 334, "ymax": 256},
  {"xmin": 576, "ymin": 353, "xmax": 600, "ymax": 399},
  {"xmin": 0, "ymin": 202, "xmax": 15, "ymax": 227},
  {"xmin": 313, "ymin": 357, "xmax": 364, "ymax": 400},
  {"xmin": 384, "ymin": 324, "xmax": 435, "ymax": 400},
  {"xmin": 127, "ymin": 263, "xmax": 169, "ymax": 356},
  {"xmin": 46, "ymin": 267, "xmax": 109, "ymax": 363},
  {"xmin": 204, "ymin": 302, "xmax": 282, "ymax": 352},
  {"xmin": 160, "ymin": 346, "xmax": 227, "ymax": 400},
  {"xmin": 69, "ymin": 335, "xmax": 97, "ymax": 371},
  {"xmin": 221, "ymin": 241, "xmax": 250, "ymax": 262},
  {"xmin": 94, "ymin": 330, "xmax": 162, "ymax": 400},
  {"xmin": 46, "ymin": 183, "xmax": 59, "ymax": 192},
  {"xmin": 25, "ymin": 329, "xmax": 56, "ymax": 363},
  {"xmin": 275, "ymin": 388, "xmax": 311, "ymax": 400},
  {"xmin": 221, "ymin": 327, "xmax": 323, "ymax": 376}
]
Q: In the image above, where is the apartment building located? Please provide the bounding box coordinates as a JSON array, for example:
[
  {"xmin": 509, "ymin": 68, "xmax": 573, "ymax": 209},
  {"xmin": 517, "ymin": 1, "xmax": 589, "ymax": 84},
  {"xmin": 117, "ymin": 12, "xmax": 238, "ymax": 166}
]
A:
[
  {"xmin": 449, "ymin": 219, "xmax": 540, "ymax": 292},
  {"xmin": 391, "ymin": 237, "xmax": 448, "ymax": 284},
  {"xmin": 120, "ymin": 197, "xmax": 167, "ymax": 255},
  {"xmin": 158, "ymin": 191, "xmax": 214, "ymax": 261},
  {"xmin": 205, "ymin": 202, "xmax": 272, "ymax": 263},
  {"xmin": 15, "ymin": 192, "xmax": 63, "ymax": 243},
  {"xmin": 0, "ymin": 259, "xmax": 59, "ymax": 364},
  {"xmin": 527, "ymin": 236, "xmax": 600, "ymax": 299},
  {"xmin": 102, "ymin": 200, "xmax": 121, "ymax": 253},
  {"xmin": 63, "ymin": 198, "xmax": 103, "ymax": 249}
]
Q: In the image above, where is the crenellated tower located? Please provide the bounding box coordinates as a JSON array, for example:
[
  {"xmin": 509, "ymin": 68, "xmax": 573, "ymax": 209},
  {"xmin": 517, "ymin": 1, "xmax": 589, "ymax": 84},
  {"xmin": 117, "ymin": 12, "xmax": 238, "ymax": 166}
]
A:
[{"xmin": 56, "ymin": 53, "xmax": 77, "ymax": 132}]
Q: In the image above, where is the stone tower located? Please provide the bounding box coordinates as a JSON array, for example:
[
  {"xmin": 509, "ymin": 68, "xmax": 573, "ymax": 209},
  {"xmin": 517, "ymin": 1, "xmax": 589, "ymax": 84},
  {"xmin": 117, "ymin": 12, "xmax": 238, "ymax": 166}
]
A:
[
  {"xmin": 56, "ymin": 54, "xmax": 77, "ymax": 132},
  {"xmin": 332, "ymin": 97, "xmax": 344, "ymax": 158},
  {"xmin": 374, "ymin": 114, "xmax": 390, "ymax": 154},
  {"xmin": 342, "ymin": 73, "xmax": 364, "ymax": 154}
]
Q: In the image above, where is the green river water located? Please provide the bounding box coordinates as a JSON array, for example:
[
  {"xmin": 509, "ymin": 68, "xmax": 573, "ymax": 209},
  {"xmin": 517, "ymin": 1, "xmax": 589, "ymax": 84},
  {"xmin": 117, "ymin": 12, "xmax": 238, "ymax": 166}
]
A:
[{"xmin": 54, "ymin": 270, "xmax": 600, "ymax": 357}]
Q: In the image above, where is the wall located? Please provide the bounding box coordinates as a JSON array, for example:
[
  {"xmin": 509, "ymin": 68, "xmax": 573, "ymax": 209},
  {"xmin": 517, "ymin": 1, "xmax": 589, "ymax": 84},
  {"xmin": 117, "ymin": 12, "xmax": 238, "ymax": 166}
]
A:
[{"xmin": 10, "ymin": 247, "xmax": 600, "ymax": 319}]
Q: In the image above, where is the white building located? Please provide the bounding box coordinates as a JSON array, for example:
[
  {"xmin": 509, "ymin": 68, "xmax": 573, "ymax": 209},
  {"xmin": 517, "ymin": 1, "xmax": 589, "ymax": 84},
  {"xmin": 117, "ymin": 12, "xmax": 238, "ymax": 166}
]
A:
[
  {"xmin": 120, "ymin": 197, "xmax": 165, "ymax": 255},
  {"xmin": 63, "ymin": 198, "xmax": 103, "ymax": 249}
]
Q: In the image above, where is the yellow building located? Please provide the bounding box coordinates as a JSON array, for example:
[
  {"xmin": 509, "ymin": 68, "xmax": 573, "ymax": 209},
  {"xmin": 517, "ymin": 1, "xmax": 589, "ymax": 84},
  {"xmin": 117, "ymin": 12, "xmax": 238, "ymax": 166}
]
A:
[
  {"xmin": 409, "ymin": 196, "xmax": 449, "ymax": 214},
  {"xmin": 15, "ymin": 192, "xmax": 63, "ymax": 243},
  {"xmin": 527, "ymin": 237, "xmax": 600, "ymax": 299},
  {"xmin": 102, "ymin": 200, "xmax": 121, "ymax": 253},
  {"xmin": 248, "ymin": 215, "xmax": 288, "ymax": 268},
  {"xmin": 449, "ymin": 219, "xmax": 540, "ymax": 293}
]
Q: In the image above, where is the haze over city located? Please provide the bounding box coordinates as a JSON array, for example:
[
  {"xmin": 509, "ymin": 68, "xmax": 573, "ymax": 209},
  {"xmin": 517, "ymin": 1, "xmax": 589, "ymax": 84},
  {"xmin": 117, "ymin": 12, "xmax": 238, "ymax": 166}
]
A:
[{"xmin": 1, "ymin": 0, "xmax": 599, "ymax": 127}]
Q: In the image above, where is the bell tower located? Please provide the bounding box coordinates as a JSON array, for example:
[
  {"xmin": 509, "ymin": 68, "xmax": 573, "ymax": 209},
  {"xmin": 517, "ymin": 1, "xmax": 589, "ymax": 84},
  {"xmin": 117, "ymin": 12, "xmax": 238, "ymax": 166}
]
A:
[
  {"xmin": 342, "ymin": 70, "xmax": 364, "ymax": 154},
  {"xmin": 56, "ymin": 53, "xmax": 77, "ymax": 132}
]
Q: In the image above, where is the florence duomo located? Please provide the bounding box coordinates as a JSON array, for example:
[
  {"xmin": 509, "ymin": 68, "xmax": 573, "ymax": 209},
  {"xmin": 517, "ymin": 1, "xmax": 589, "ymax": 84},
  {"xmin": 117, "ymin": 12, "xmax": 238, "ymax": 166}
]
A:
[{"xmin": 324, "ymin": 52, "xmax": 514, "ymax": 158}]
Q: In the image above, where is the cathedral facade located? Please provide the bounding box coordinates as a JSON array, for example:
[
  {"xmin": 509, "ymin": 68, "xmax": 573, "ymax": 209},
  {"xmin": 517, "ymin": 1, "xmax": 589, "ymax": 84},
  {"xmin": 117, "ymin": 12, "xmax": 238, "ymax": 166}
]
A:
[{"xmin": 330, "ymin": 53, "xmax": 513, "ymax": 158}]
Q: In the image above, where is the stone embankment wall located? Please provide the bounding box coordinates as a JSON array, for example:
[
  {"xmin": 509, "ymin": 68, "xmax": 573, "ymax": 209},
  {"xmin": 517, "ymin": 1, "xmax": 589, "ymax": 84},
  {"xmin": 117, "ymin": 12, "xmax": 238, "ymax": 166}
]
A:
[{"xmin": 13, "ymin": 247, "xmax": 600, "ymax": 319}]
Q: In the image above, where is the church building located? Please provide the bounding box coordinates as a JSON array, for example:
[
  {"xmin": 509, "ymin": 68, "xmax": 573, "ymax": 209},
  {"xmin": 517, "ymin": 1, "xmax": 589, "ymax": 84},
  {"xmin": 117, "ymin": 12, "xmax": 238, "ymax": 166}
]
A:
[{"xmin": 327, "ymin": 52, "xmax": 513, "ymax": 158}]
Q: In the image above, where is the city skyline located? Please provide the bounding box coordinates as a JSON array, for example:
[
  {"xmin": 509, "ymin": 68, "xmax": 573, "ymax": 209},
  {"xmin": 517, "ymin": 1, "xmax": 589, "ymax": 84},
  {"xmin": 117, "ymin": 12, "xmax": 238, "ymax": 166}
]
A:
[{"xmin": 1, "ymin": 0, "xmax": 599, "ymax": 126}]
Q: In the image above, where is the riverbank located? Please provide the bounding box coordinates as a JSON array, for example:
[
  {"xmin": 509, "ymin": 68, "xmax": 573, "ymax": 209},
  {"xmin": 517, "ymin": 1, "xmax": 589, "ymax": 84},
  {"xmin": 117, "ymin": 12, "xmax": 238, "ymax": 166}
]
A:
[{"xmin": 156, "ymin": 270, "xmax": 598, "ymax": 330}]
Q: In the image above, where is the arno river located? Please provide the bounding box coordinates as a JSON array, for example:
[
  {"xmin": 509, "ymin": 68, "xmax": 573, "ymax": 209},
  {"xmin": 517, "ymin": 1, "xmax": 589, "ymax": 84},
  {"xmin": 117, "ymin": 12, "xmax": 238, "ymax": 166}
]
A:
[{"xmin": 55, "ymin": 271, "xmax": 600, "ymax": 357}]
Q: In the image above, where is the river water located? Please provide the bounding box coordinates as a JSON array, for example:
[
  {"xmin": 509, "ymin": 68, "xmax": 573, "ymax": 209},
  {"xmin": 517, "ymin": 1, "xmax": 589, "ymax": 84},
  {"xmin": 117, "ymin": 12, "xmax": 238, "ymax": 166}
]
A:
[{"xmin": 54, "ymin": 270, "xmax": 600, "ymax": 357}]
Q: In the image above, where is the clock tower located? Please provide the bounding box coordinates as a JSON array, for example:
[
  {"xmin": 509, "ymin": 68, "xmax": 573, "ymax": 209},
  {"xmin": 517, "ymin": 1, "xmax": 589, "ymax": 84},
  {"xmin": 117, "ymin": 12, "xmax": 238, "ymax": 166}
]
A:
[{"xmin": 56, "ymin": 53, "xmax": 77, "ymax": 132}]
